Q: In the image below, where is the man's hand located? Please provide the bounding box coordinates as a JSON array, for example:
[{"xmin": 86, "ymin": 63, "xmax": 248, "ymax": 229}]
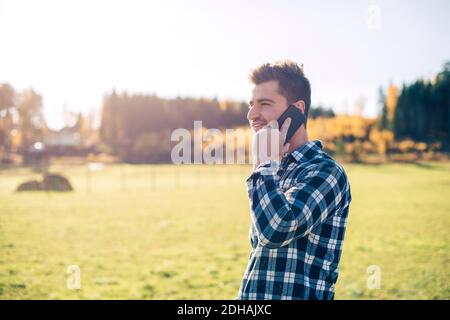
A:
[{"xmin": 251, "ymin": 118, "xmax": 291, "ymax": 170}]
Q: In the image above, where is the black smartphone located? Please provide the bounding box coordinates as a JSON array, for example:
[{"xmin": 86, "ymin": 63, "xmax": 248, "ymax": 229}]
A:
[{"xmin": 277, "ymin": 104, "xmax": 306, "ymax": 143}]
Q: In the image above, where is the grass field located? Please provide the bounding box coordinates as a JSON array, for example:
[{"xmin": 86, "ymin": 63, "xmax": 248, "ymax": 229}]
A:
[{"xmin": 0, "ymin": 162, "xmax": 449, "ymax": 299}]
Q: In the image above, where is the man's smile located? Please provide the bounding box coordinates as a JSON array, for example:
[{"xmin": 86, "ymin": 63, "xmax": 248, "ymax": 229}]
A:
[{"xmin": 251, "ymin": 121, "xmax": 267, "ymax": 132}]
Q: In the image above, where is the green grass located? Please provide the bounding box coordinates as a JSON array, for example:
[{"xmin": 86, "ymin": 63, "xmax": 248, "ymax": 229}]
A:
[{"xmin": 0, "ymin": 162, "xmax": 449, "ymax": 299}]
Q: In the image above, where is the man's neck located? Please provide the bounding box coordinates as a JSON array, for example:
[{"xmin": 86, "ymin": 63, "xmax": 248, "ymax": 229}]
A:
[{"xmin": 287, "ymin": 126, "xmax": 309, "ymax": 153}]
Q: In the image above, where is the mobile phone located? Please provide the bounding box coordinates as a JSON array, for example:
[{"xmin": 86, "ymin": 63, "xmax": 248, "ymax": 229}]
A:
[{"xmin": 277, "ymin": 104, "xmax": 306, "ymax": 143}]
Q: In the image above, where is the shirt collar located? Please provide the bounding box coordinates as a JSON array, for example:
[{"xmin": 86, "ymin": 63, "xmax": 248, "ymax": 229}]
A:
[{"xmin": 282, "ymin": 139, "xmax": 323, "ymax": 166}]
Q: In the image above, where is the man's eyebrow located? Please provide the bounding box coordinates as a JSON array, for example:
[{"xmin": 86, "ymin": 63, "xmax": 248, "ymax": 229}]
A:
[{"xmin": 248, "ymin": 98, "xmax": 275, "ymax": 106}]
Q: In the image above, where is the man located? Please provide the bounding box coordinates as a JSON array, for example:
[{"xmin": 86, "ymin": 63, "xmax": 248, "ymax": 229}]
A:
[{"xmin": 236, "ymin": 60, "xmax": 352, "ymax": 300}]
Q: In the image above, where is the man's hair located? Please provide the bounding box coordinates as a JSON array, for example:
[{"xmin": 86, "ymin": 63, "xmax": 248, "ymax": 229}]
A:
[{"xmin": 249, "ymin": 60, "xmax": 311, "ymax": 126}]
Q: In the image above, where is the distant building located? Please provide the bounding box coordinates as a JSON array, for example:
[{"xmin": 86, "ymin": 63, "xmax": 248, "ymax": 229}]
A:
[
  {"xmin": 43, "ymin": 127, "xmax": 82, "ymax": 156},
  {"xmin": 44, "ymin": 127, "xmax": 81, "ymax": 148}
]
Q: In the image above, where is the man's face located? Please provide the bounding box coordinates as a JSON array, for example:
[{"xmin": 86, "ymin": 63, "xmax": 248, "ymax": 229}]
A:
[{"xmin": 247, "ymin": 80, "xmax": 288, "ymax": 133}]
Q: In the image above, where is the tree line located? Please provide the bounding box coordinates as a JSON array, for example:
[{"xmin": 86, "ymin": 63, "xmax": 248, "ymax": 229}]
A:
[
  {"xmin": 1, "ymin": 61, "xmax": 448, "ymax": 164},
  {"xmin": 380, "ymin": 62, "xmax": 449, "ymax": 149}
]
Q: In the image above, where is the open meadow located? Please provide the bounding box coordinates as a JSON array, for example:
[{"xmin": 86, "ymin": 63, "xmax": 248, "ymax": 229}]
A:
[{"xmin": 0, "ymin": 162, "xmax": 449, "ymax": 299}]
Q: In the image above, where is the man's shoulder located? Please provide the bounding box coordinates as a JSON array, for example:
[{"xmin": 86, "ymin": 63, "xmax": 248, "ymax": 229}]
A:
[{"xmin": 314, "ymin": 152, "xmax": 352, "ymax": 201}]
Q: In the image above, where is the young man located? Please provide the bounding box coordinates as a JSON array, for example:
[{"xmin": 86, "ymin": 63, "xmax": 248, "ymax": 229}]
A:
[{"xmin": 236, "ymin": 60, "xmax": 352, "ymax": 300}]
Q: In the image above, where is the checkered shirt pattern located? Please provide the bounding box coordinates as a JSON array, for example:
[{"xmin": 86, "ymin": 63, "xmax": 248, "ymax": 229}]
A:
[{"xmin": 237, "ymin": 140, "xmax": 352, "ymax": 300}]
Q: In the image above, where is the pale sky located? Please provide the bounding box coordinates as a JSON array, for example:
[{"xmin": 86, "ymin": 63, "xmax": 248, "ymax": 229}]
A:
[{"xmin": 1, "ymin": 0, "xmax": 449, "ymax": 129}]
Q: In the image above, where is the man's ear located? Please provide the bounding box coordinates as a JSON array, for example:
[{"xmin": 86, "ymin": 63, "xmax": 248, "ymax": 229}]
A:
[{"xmin": 293, "ymin": 100, "xmax": 306, "ymax": 114}]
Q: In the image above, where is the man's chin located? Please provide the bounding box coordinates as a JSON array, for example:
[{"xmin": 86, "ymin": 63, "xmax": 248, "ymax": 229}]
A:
[{"xmin": 252, "ymin": 125, "xmax": 266, "ymax": 132}]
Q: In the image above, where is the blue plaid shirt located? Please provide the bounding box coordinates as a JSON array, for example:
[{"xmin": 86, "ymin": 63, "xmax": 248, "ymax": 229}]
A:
[{"xmin": 237, "ymin": 140, "xmax": 352, "ymax": 300}]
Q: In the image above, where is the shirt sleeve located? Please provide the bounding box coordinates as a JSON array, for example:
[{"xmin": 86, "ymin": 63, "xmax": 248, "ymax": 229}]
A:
[{"xmin": 246, "ymin": 160, "xmax": 348, "ymax": 249}]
